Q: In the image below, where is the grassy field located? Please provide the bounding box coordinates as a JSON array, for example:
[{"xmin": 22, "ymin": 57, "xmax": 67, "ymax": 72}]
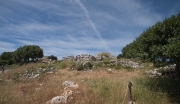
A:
[{"xmin": 0, "ymin": 62, "xmax": 180, "ymax": 104}]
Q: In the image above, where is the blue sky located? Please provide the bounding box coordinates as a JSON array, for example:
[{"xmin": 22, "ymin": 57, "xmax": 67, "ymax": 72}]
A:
[{"xmin": 0, "ymin": 0, "xmax": 180, "ymax": 59}]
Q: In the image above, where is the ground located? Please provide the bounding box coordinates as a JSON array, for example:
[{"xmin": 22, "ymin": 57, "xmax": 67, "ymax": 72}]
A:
[{"xmin": 0, "ymin": 63, "xmax": 179, "ymax": 104}]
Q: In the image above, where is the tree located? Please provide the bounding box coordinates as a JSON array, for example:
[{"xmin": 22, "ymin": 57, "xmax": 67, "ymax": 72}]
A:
[
  {"xmin": 117, "ymin": 54, "xmax": 123, "ymax": 59},
  {"xmin": 0, "ymin": 52, "xmax": 14, "ymax": 65},
  {"xmin": 13, "ymin": 45, "xmax": 44, "ymax": 63},
  {"xmin": 121, "ymin": 12, "xmax": 180, "ymax": 75},
  {"xmin": 48, "ymin": 55, "xmax": 58, "ymax": 60}
]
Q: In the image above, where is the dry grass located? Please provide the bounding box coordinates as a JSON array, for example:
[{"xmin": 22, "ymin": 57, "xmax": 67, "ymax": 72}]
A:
[{"xmin": 0, "ymin": 62, "xmax": 179, "ymax": 104}]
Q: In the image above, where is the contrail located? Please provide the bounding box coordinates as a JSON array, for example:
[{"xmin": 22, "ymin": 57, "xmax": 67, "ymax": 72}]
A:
[{"xmin": 74, "ymin": 0, "xmax": 111, "ymax": 52}]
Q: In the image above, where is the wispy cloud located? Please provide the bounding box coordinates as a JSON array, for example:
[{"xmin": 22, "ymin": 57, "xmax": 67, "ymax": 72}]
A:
[
  {"xmin": 74, "ymin": 0, "xmax": 110, "ymax": 52},
  {"xmin": 0, "ymin": 0, "xmax": 179, "ymax": 59},
  {"xmin": 0, "ymin": 41, "xmax": 16, "ymax": 52}
]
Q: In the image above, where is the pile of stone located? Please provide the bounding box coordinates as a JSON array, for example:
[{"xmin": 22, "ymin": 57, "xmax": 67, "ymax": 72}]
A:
[
  {"xmin": 69, "ymin": 61, "xmax": 93, "ymax": 71},
  {"xmin": 23, "ymin": 66, "xmax": 57, "ymax": 78},
  {"xmin": 46, "ymin": 81, "xmax": 79, "ymax": 104},
  {"xmin": 117, "ymin": 60, "xmax": 143, "ymax": 69},
  {"xmin": 145, "ymin": 64, "xmax": 176, "ymax": 78}
]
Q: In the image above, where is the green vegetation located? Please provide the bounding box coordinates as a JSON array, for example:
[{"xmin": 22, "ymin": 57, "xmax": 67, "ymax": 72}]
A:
[
  {"xmin": 13, "ymin": 45, "xmax": 43, "ymax": 63},
  {"xmin": 122, "ymin": 12, "xmax": 180, "ymax": 75},
  {"xmin": 0, "ymin": 52, "xmax": 14, "ymax": 65},
  {"xmin": 48, "ymin": 55, "xmax": 58, "ymax": 60},
  {"xmin": 133, "ymin": 77, "xmax": 180, "ymax": 103},
  {"xmin": 0, "ymin": 45, "xmax": 44, "ymax": 65}
]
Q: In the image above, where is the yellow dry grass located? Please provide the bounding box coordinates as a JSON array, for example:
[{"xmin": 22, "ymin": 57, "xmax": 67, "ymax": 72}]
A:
[{"xmin": 0, "ymin": 63, "xmax": 175, "ymax": 104}]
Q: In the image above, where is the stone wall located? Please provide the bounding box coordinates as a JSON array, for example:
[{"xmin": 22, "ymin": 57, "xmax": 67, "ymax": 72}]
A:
[
  {"xmin": 62, "ymin": 55, "xmax": 75, "ymax": 61},
  {"xmin": 62, "ymin": 54, "xmax": 96, "ymax": 61},
  {"xmin": 75, "ymin": 54, "xmax": 96, "ymax": 61}
]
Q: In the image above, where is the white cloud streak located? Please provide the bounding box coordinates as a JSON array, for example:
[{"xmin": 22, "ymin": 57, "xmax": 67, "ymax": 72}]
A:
[
  {"xmin": 74, "ymin": 0, "xmax": 111, "ymax": 52},
  {"xmin": 0, "ymin": 0, "xmax": 179, "ymax": 59}
]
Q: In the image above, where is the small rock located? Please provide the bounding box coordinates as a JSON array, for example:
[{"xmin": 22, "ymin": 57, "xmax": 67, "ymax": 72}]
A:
[
  {"xmin": 128, "ymin": 101, "xmax": 136, "ymax": 104},
  {"xmin": 47, "ymin": 71, "xmax": 54, "ymax": 74},
  {"xmin": 42, "ymin": 69, "xmax": 46, "ymax": 72},
  {"xmin": 145, "ymin": 70, "xmax": 153, "ymax": 75},
  {"xmin": 154, "ymin": 68, "xmax": 159, "ymax": 71},
  {"xmin": 46, "ymin": 90, "xmax": 73, "ymax": 104},
  {"xmin": 62, "ymin": 81, "xmax": 79, "ymax": 89},
  {"xmin": 151, "ymin": 70, "xmax": 157, "ymax": 75},
  {"xmin": 33, "ymin": 74, "xmax": 40, "ymax": 78},
  {"xmin": 46, "ymin": 96, "xmax": 68, "ymax": 104},
  {"xmin": 157, "ymin": 73, "xmax": 162, "ymax": 76}
]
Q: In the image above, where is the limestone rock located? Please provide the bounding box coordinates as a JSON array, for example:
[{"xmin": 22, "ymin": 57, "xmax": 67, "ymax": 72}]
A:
[
  {"xmin": 46, "ymin": 96, "xmax": 68, "ymax": 104},
  {"xmin": 62, "ymin": 81, "xmax": 79, "ymax": 89}
]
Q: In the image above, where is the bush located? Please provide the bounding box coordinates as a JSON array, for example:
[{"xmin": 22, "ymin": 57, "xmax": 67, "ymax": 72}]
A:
[
  {"xmin": 0, "ymin": 60, "xmax": 7, "ymax": 65},
  {"xmin": 110, "ymin": 64, "xmax": 123, "ymax": 70},
  {"xmin": 75, "ymin": 64, "xmax": 84, "ymax": 71},
  {"xmin": 57, "ymin": 61, "xmax": 75, "ymax": 69}
]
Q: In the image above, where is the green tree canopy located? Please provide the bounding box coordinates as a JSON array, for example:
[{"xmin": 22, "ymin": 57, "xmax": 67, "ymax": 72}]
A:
[
  {"xmin": 13, "ymin": 45, "xmax": 44, "ymax": 63},
  {"xmin": 0, "ymin": 52, "xmax": 14, "ymax": 65},
  {"xmin": 48, "ymin": 55, "xmax": 58, "ymax": 60},
  {"xmin": 122, "ymin": 12, "xmax": 180, "ymax": 75}
]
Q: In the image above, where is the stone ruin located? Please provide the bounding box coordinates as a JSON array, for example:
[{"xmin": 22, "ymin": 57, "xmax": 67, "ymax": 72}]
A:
[
  {"xmin": 62, "ymin": 52, "xmax": 144, "ymax": 70},
  {"xmin": 62, "ymin": 55, "xmax": 75, "ymax": 61},
  {"xmin": 62, "ymin": 54, "xmax": 96, "ymax": 62},
  {"xmin": 61, "ymin": 52, "xmax": 116, "ymax": 62},
  {"xmin": 117, "ymin": 60, "xmax": 143, "ymax": 69},
  {"xmin": 145, "ymin": 64, "xmax": 176, "ymax": 78},
  {"xmin": 95, "ymin": 52, "xmax": 117, "ymax": 60},
  {"xmin": 76, "ymin": 54, "xmax": 96, "ymax": 61}
]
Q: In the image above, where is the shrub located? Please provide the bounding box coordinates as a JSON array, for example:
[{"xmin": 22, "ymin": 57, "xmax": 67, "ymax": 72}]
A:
[{"xmin": 75, "ymin": 64, "xmax": 84, "ymax": 71}]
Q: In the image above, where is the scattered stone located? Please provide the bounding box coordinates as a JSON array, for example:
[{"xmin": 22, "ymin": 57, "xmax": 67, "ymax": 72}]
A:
[
  {"xmin": 46, "ymin": 81, "xmax": 79, "ymax": 104},
  {"xmin": 62, "ymin": 81, "xmax": 79, "ymax": 89}
]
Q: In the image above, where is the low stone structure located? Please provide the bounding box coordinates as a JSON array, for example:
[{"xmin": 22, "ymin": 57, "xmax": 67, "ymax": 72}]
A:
[
  {"xmin": 62, "ymin": 54, "xmax": 96, "ymax": 61},
  {"xmin": 62, "ymin": 55, "xmax": 75, "ymax": 61},
  {"xmin": 95, "ymin": 52, "xmax": 117, "ymax": 61},
  {"xmin": 61, "ymin": 52, "xmax": 144, "ymax": 69},
  {"xmin": 145, "ymin": 64, "xmax": 176, "ymax": 78},
  {"xmin": 62, "ymin": 52, "xmax": 116, "ymax": 62},
  {"xmin": 117, "ymin": 60, "xmax": 143, "ymax": 69},
  {"xmin": 76, "ymin": 54, "xmax": 96, "ymax": 61}
]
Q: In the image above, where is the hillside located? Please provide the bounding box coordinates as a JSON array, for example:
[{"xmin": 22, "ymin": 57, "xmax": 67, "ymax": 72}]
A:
[{"xmin": 0, "ymin": 60, "xmax": 180, "ymax": 104}]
